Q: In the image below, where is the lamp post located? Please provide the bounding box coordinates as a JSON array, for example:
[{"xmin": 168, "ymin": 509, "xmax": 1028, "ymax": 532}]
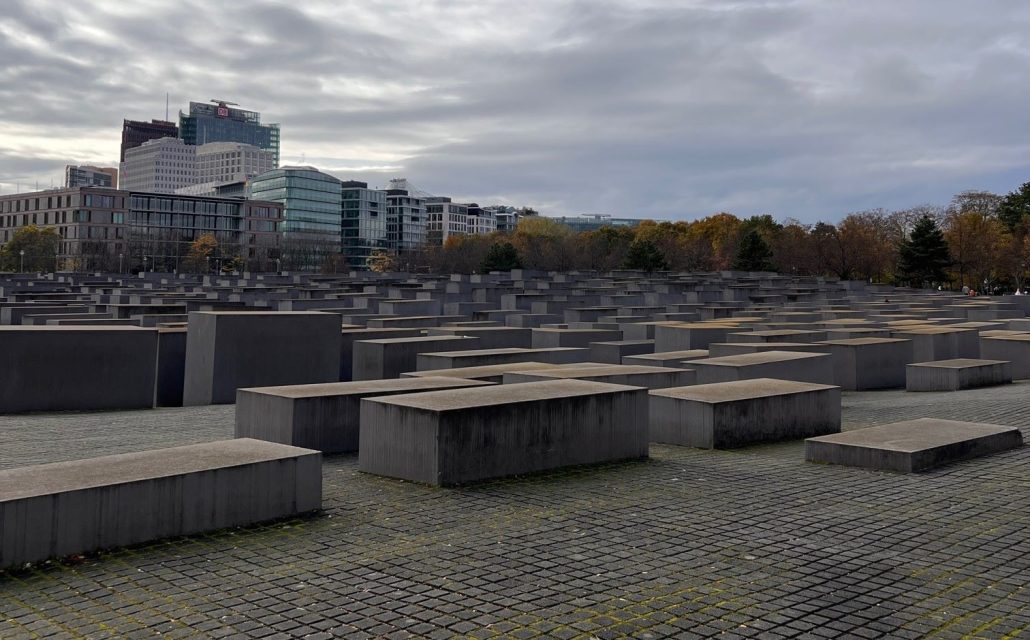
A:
[
  {"xmin": 143, "ymin": 255, "xmax": 148, "ymax": 273},
  {"xmin": 19, "ymin": 249, "xmax": 24, "ymax": 273},
  {"xmin": 55, "ymin": 250, "xmax": 60, "ymax": 273},
  {"xmin": 206, "ymin": 256, "xmax": 211, "ymax": 273},
  {"xmin": 119, "ymin": 253, "xmax": 124, "ymax": 273}
]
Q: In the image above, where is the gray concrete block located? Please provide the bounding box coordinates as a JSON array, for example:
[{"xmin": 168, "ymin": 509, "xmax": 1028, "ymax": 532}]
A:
[
  {"xmin": 622, "ymin": 349, "xmax": 709, "ymax": 367},
  {"xmin": 588, "ymin": 340, "xmax": 655, "ymax": 364},
  {"xmin": 906, "ymin": 359, "xmax": 1012, "ymax": 391},
  {"xmin": 819, "ymin": 338, "xmax": 913, "ymax": 390},
  {"xmin": 503, "ymin": 364, "xmax": 695, "ymax": 389},
  {"xmin": 183, "ymin": 312, "xmax": 343, "ymax": 406},
  {"xmin": 981, "ymin": 335, "xmax": 1030, "ymax": 378},
  {"xmin": 805, "ymin": 418, "xmax": 1023, "ymax": 472},
  {"xmin": 0, "ymin": 439, "xmax": 321, "ymax": 569},
  {"xmin": 0, "ymin": 326, "xmax": 158, "ymax": 413},
  {"xmin": 353, "ymin": 336, "xmax": 482, "ymax": 380},
  {"xmin": 415, "ymin": 347, "xmax": 590, "ymax": 371},
  {"xmin": 359, "ymin": 379, "xmax": 649, "ymax": 486},
  {"xmin": 155, "ymin": 327, "xmax": 187, "ymax": 407},
  {"xmin": 687, "ymin": 351, "xmax": 834, "ymax": 385},
  {"xmin": 531, "ymin": 328, "xmax": 623, "ymax": 348},
  {"xmin": 649, "ymin": 378, "xmax": 840, "ymax": 448},
  {"xmin": 236, "ymin": 377, "xmax": 493, "ymax": 452}
]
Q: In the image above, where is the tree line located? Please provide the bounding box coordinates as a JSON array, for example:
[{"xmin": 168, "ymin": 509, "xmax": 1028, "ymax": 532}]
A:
[{"xmin": 399, "ymin": 183, "xmax": 1030, "ymax": 291}]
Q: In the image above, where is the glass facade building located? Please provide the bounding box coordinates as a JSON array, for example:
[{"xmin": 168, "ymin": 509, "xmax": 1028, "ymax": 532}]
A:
[
  {"xmin": 340, "ymin": 181, "xmax": 387, "ymax": 270},
  {"xmin": 385, "ymin": 189, "xmax": 426, "ymax": 252},
  {"xmin": 249, "ymin": 167, "xmax": 341, "ymax": 270},
  {"xmin": 179, "ymin": 101, "xmax": 280, "ymax": 166}
]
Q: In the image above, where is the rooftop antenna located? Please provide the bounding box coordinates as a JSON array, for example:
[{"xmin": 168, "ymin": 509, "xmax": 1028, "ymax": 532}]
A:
[{"xmin": 165, "ymin": 92, "xmax": 169, "ymax": 121}]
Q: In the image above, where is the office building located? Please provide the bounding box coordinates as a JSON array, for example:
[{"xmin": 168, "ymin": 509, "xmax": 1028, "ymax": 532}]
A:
[
  {"xmin": 466, "ymin": 203, "xmax": 497, "ymax": 236},
  {"xmin": 179, "ymin": 100, "xmax": 280, "ymax": 166},
  {"xmin": 65, "ymin": 165, "xmax": 118, "ymax": 189},
  {"xmin": 425, "ymin": 196, "xmax": 468, "ymax": 245},
  {"xmin": 120, "ymin": 119, "xmax": 178, "ymax": 163},
  {"xmin": 340, "ymin": 181, "xmax": 387, "ymax": 270},
  {"xmin": 120, "ymin": 137, "xmax": 197, "ymax": 194},
  {"xmin": 551, "ymin": 214, "xmax": 642, "ymax": 233},
  {"xmin": 195, "ymin": 142, "xmax": 275, "ymax": 185},
  {"xmin": 0, "ymin": 187, "xmax": 282, "ymax": 272},
  {"xmin": 249, "ymin": 167, "xmax": 341, "ymax": 270},
  {"xmin": 385, "ymin": 178, "xmax": 427, "ymax": 252}
]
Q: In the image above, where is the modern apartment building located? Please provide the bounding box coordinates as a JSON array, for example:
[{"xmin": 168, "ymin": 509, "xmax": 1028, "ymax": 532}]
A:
[
  {"xmin": 179, "ymin": 100, "xmax": 280, "ymax": 166},
  {"xmin": 120, "ymin": 137, "xmax": 197, "ymax": 194},
  {"xmin": 120, "ymin": 119, "xmax": 179, "ymax": 163},
  {"xmin": 249, "ymin": 167, "xmax": 341, "ymax": 270},
  {"xmin": 425, "ymin": 196, "xmax": 468, "ymax": 245},
  {"xmin": 0, "ymin": 187, "xmax": 282, "ymax": 272},
  {"xmin": 385, "ymin": 178, "xmax": 427, "ymax": 252},
  {"xmin": 466, "ymin": 203, "xmax": 498, "ymax": 236},
  {"xmin": 65, "ymin": 165, "xmax": 118, "ymax": 188},
  {"xmin": 340, "ymin": 180, "xmax": 387, "ymax": 270}
]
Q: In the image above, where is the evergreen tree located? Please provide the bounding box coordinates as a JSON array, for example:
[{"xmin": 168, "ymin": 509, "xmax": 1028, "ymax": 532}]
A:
[
  {"xmin": 898, "ymin": 216, "xmax": 950, "ymax": 287},
  {"xmin": 480, "ymin": 242, "xmax": 522, "ymax": 272},
  {"xmin": 732, "ymin": 229, "xmax": 774, "ymax": 271},
  {"xmin": 998, "ymin": 181, "xmax": 1030, "ymax": 232},
  {"xmin": 622, "ymin": 239, "xmax": 668, "ymax": 273}
]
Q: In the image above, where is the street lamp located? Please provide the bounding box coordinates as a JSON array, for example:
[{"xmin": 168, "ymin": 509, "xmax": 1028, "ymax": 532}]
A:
[
  {"xmin": 206, "ymin": 256, "xmax": 211, "ymax": 273},
  {"xmin": 119, "ymin": 253, "xmax": 124, "ymax": 273},
  {"xmin": 143, "ymin": 255, "xmax": 148, "ymax": 273},
  {"xmin": 55, "ymin": 250, "xmax": 60, "ymax": 273},
  {"xmin": 19, "ymin": 249, "xmax": 24, "ymax": 273}
]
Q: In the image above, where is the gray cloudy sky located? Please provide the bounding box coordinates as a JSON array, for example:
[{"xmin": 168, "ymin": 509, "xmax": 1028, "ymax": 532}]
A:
[{"xmin": 2, "ymin": 0, "xmax": 1029, "ymax": 222}]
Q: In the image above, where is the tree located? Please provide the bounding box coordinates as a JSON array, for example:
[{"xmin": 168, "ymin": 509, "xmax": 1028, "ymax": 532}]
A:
[
  {"xmin": 944, "ymin": 209, "xmax": 1004, "ymax": 289},
  {"xmin": 897, "ymin": 216, "xmax": 951, "ymax": 287},
  {"xmin": 732, "ymin": 229, "xmax": 774, "ymax": 271},
  {"xmin": 623, "ymin": 239, "xmax": 667, "ymax": 272},
  {"xmin": 183, "ymin": 233, "xmax": 218, "ymax": 274},
  {"xmin": 481, "ymin": 242, "xmax": 522, "ymax": 272},
  {"xmin": 1, "ymin": 225, "xmax": 61, "ymax": 272},
  {"xmin": 366, "ymin": 249, "xmax": 397, "ymax": 273},
  {"xmin": 998, "ymin": 182, "xmax": 1030, "ymax": 232}
]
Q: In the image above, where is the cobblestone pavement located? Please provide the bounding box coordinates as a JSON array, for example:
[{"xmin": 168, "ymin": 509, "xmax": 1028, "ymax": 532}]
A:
[{"xmin": 1, "ymin": 384, "xmax": 1027, "ymax": 639}]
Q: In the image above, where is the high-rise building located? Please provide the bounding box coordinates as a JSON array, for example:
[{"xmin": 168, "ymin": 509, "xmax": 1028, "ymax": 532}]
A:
[
  {"xmin": 65, "ymin": 165, "xmax": 118, "ymax": 189},
  {"xmin": 179, "ymin": 100, "xmax": 280, "ymax": 166},
  {"xmin": 425, "ymin": 196, "xmax": 468, "ymax": 245},
  {"xmin": 194, "ymin": 142, "xmax": 276, "ymax": 186},
  {"xmin": 249, "ymin": 167, "xmax": 341, "ymax": 270},
  {"xmin": 340, "ymin": 181, "xmax": 387, "ymax": 270},
  {"xmin": 385, "ymin": 178, "xmax": 427, "ymax": 252},
  {"xmin": 120, "ymin": 119, "xmax": 178, "ymax": 163},
  {"xmin": 119, "ymin": 137, "xmax": 197, "ymax": 194}
]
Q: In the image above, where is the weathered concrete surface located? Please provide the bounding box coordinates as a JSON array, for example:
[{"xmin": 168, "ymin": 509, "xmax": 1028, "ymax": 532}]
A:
[
  {"xmin": 155, "ymin": 327, "xmax": 187, "ymax": 407},
  {"xmin": 359, "ymin": 379, "xmax": 648, "ymax": 486},
  {"xmin": 588, "ymin": 339, "xmax": 655, "ymax": 364},
  {"xmin": 415, "ymin": 347, "xmax": 589, "ymax": 371},
  {"xmin": 183, "ymin": 312, "xmax": 342, "ymax": 406},
  {"xmin": 981, "ymin": 334, "xmax": 1030, "ymax": 378},
  {"xmin": 235, "ymin": 377, "xmax": 493, "ymax": 452},
  {"xmin": 0, "ymin": 439, "xmax": 321, "ymax": 569},
  {"xmin": 400, "ymin": 361, "xmax": 563, "ymax": 384},
  {"xmin": 687, "ymin": 350, "xmax": 834, "ymax": 385},
  {"xmin": 352, "ymin": 335, "xmax": 482, "ymax": 381},
  {"xmin": 906, "ymin": 358, "xmax": 1012, "ymax": 392},
  {"xmin": 805, "ymin": 418, "xmax": 1023, "ymax": 472},
  {"xmin": 0, "ymin": 326, "xmax": 157, "ymax": 413},
  {"xmin": 503, "ymin": 364, "xmax": 695, "ymax": 389},
  {"xmin": 649, "ymin": 378, "xmax": 840, "ymax": 448},
  {"xmin": 819, "ymin": 337, "xmax": 913, "ymax": 390},
  {"xmin": 622, "ymin": 349, "xmax": 709, "ymax": 367}
]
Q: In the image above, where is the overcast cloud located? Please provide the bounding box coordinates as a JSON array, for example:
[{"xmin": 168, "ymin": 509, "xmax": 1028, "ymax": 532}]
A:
[{"xmin": 2, "ymin": 0, "xmax": 1029, "ymax": 222}]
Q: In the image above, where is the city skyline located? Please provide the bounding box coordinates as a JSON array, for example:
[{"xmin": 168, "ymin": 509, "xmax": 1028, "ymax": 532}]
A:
[{"xmin": 2, "ymin": 0, "xmax": 1030, "ymax": 221}]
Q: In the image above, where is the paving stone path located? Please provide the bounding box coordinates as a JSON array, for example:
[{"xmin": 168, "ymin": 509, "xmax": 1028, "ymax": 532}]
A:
[{"xmin": 1, "ymin": 384, "xmax": 1027, "ymax": 639}]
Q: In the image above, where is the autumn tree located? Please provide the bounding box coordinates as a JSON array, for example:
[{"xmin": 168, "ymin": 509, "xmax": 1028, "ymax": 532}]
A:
[
  {"xmin": 183, "ymin": 233, "xmax": 218, "ymax": 274},
  {"xmin": 511, "ymin": 216, "xmax": 574, "ymax": 271},
  {"xmin": 623, "ymin": 238, "xmax": 668, "ymax": 273},
  {"xmin": 0, "ymin": 225, "xmax": 61, "ymax": 272},
  {"xmin": 366, "ymin": 249, "xmax": 397, "ymax": 273}
]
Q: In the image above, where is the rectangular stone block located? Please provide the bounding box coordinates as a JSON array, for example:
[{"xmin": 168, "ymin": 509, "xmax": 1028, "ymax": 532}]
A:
[
  {"xmin": 819, "ymin": 338, "xmax": 913, "ymax": 390},
  {"xmin": 906, "ymin": 359, "xmax": 1012, "ymax": 391},
  {"xmin": 654, "ymin": 323, "xmax": 734, "ymax": 351},
  {"xmin": 0, "ymin": 439, "xmax": 321, "ymax": 569},
  {"xmin": 415, "ymin": 347, "xmax": 589, "ymax": 371},
  {"xmin": 236, "ymin": 377, "xmax": 493, "ymax": 452},
  {"xmin": 981, "ymin": 335, "xmax": 1030, "ymax": 378},
  {"xmin": 805, "ymin": 418, "xmax": 1023, "ymax": 472},
  {"xmin": 353, "ymin": 336, "xmax": 482, "ymax": 380},
  {"xmin": 358, "ymin": 380, "xmax": 649, "ymax": 486},
  {"xmin": 401, "ymin": 361, "xmax": 564, "ymax": 384},
  {"xmin": 649, "ymin": 378, "xmax": 840, "ymax": 448},
  {"xmin": 155, "ymin": 327, "xmax": 187, "ymax": 407},
  {"xmin": 622, "ymin": 349, "xmax": 709, "ymax": 367},
  {"xmin": 588, "ymin": 340, "xmax": 655, "ymax": 364},
  {"xmin": 687, "ymin": 351, "xmax": 834, "ymax": 385},
  {"xmin": 531, "ymin": 328, "xmax": 623, "ymax": 348},
  {"xmin": 183, "ymin": 312, "xmax": 343, "ymax": 406},
  {"xmin": 0, "ymin": 326, "xmax": 158, "ymax": 413},
  {"xmin": 503, "ymin": 364, "xmax": 695, "ymax": 389}
]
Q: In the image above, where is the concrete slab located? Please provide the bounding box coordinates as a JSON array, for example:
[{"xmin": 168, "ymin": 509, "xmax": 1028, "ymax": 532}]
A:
[
  {"xmin": 805, "ymin": 418, "xmax": 1023, "ymax": 472},
  {"xmin": 906, "ymin": 359, "xmax": 1012, "ymax": 392}
]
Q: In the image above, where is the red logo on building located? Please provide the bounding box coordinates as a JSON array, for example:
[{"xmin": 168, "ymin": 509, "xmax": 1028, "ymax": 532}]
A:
[{"xmin": 216, "ymin": 107, "xmax": 229, "ymax": 117}]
